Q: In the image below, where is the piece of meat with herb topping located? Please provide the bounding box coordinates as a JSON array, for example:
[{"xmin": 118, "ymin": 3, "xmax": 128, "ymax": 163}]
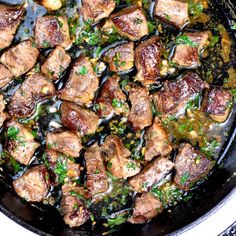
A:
[
  {"xmin": 135, "ymin": 36, "xmax": 164, "ymax": 86},
  {"xmin": 95, "ymin": 75, "xmax": 129, "ymax": 118},
  {"xmin": 84, "ymin": 143, "xmax": 109, "ymax": 196},
  {"xmin": 0, "ymin": 40, "xmax": 39, "ymax": 77},
  {"xmin": 128, "ymin": 86, "xmax": 153, "ymax": 131},
  {"xmin": 0, "ymin": 95, "xmax": 7, "ymax": 128},
  {"xmin": 58, "ymin": 55, "xmax": 99, "ymax": 106},
  {"xmin": 80, "ymin": 0, "xmax": 116, "ymax": 23},
  {"xmin": 8, "ymin": 73, "xmax": 55, "ymax": 118},
  {"xmin": 41, "ymin": 46, "xmax": 71, "ymax": 80},
  {"xmin": 128, "ymin": 157, "xmax": 174, "ymax": 193},
  {"xmin": 152, "ymin": 72, "xmax": 209, "ymax": 116},
  {"xmin": 60, "ymin": 101, "xmax": 99, "ymax": 136},
  {"xmin": 154, "ymin": 0, "xmax": 189, "ymax": 29},
  {"xmin": 102, "ymin": 42, "xmax": 134, "ymax": 72},
  {"xmin": 5, "ymin": 121, "xmax": 40, "ymax": 165},
  {"xmin": 128, "ymin": 192, "xmax": 163, "ymax": 224},
  {"xmin": 0, "ymin": 64, "xmax": 14, "ymax": 88},
  {"xmin": 174, "ymin": 143, "xmax": 214, "ymax": 191},
  {"xmin": 110, "ymin": 6, "xmax": 148, "ymax": 41},
  {"xmin": 102, "ymin": 135, "xmax": 141, "ymax": 179},
  {"xmin": 13, "ymin": 165, "xmax": 50, "ymax": 202}
]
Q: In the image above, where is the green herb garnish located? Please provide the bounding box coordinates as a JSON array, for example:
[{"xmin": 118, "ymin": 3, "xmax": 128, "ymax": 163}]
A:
[{"xmin": 176, "ymin": 35, "xmax": 198, "ymax": 47}]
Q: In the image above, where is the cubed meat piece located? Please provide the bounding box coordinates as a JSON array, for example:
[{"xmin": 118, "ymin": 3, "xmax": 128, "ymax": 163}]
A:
[
  {"xmin": 58, "ymin": 55, "xmax": 99, "ymax": 106},
  {"xmin": 102, "ymin": 135, "xmax": 141, "ymax": 179},
  {"xmin": 128, "ymin": 157, "xmax": 174, "ymax": 193},
  {"xmin": 0, "ymin": 95, "xmax": 7, "ymax": 128},
  {"xmin": 144, "ymin": 117, "xmax": 172, "ymax": 162},
  {"xmin": 172, "ymin": 32, "xmax": 209, "ymax": 68},
  {"xmin": 128, "ymin": 192, "xmax": 163, "ymax": 224},
  {"xmin": 135, "ymin": 36, "xmax": 163, "ymax": 86},
  {"xmin": 128, "ymin": 86, "xmax": 153, "ymax": 130},
  {"xmin": 60, "ymin": 101, "xmax": 99, "ymax": 135},
  {"xmin": 5, "ymin": 121, "xmax": 40, "ymax": 165},
  {"xmin": 110, "ymin": 6, "xmax": 148, "ymax": 41},
  {"xmin": 13, "ymin": 165, "xmax": 50, "ymax": 202},
  {"xmin": 174, "ymin": 143, "xmax": 214, "ymax": 191},
  {"xmin": 102, "ymin": 42, "xmax": 134, "ymax": 72},
  {"xmin": 81, "ymin": 0, "xmax": 116, "ymax": 23},
  {"xmin": 36, "ymin": 0, "xmax": 62, "ymax": 10},
  {"xmin": 0, "ymin": 4, "xmax": 25, "ymax": 49},
  {"xmin": 0, "ymin": 64, "xmax": 13, "ymax": 88},
  {"xmin": 95, "ymin": 76, "xmax": 129, "ymax": 118},
  {"xmin": 204, "ymin": 88, "xmax": 233, "ymax": 122},
  {"xmin": 60, "ymin": 184, "xmax": 90, "ymax": 228},
  {"xmin": 46, "ymin": 131, "xmax": 82, "ymax": 158},
  {"xmin": 35, "ymin": 16, "xmax": 71, "ymax": 49},
  {"xmin": 84, "ymin": 143, "xmax": 109, "ymax": 196},
  {"xmin": 8, "ymin": 73, "xmax": 55, "ymax": 118},
  {"xmin": 0, "ymin": 40, "xmax": 39, "ymax": 77},
  {"xmin": 154, "ymin": 0, "xmax": 189, "ymax": 29},
  {"xmin": 41, "ymin": 46, "xmax": 71, "ymax": 80},
  {"xmin": 153, "ymin": 72, "xmax": 209, "ymax": 116}
]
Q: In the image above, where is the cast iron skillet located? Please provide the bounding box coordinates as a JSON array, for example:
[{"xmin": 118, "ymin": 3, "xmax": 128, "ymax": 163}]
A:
[{"xmin": 0, "ymin": 0, "xmax": 235, "ymax": 235}]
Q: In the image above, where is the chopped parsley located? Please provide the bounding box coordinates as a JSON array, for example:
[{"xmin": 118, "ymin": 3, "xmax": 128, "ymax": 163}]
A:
[
  {"xmin": 188, "ymin": 0, "xmax": 204, "ymax": 16},
  {"xmin": 77, "ymin": 66, "xmax": 88, "ymax": 75},
  {"xmin": 147, "ymin": 21, "xmax": 156, "ymax": 34},
  {"xmin": 180, "ymin": 172, "xmax": 190, "ymax": 185},
  {"xmin": 176, "ymin": 35, "xmax": 198, "ymax": 47},
  {"xmin": 112, "ymin": 99, "xmax": 123, "ymax": 108},
  {"xmin": 54, "ymin": 158, "xmax": 68, "ymax": 184},
  {"xmin": 107, "ymin": 215, "xmax": 128, "ymax": 228},
  {"xmin": 126, "ymin": 161, "xmax": 137, "ymax": 170},
  {"xmin": 7, "ymin": 127, "xmax": 20, "ymax": 139}
]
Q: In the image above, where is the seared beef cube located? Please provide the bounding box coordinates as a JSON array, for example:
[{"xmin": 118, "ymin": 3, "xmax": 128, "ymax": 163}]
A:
[
  {"xmin": 13, "ymin": 165, "xmax": 50, "ymax": 202},
  {"xmin": 128, "ymin": 192, "xmax": 163, "ymax": 224},
  {"xmin": 102, "ymin": 135, "xmax": 141, "ymax": 179},
  {"xmin": 60, "ymin": 101, "xmax": 99, "ymax": 135},
  {"xmin": 110, "ymin": 6, "xmax": 148, "ymax": 41},
  {"xmin": 58, "ymin": 55, "xmax": 99, "ymax": 106},
  {"xmin": 0, "ymin": 64, "xmax": 13, "ymax": 88},
  {"xmin": 36, "ymin": 0, "xmax": 62, "ymax": 10},
  {"xmin": 46, "ymin": 131, "xmax": 82, "ymax": 158},
  {"xmin": 102, "ymin": 42, "xmax": 134, "ymax": 72},
  {"xmin": 144, "ymin": 117, "xmax": 172, "ymax": 162},
  {"xmin": 0, "ymin": 4, "xmax": 25, "ymax": 49},
  {"xmin": 81, "ymin": 0, "xmax": 116, "ymax": 23},
  {"xmin": 172, "ymin": 32, "xmax": 209, "ymax": 68},
  {"xmin": 0, "ymin": 40, "xmax": 39, "ymax": 77},
  {"xmin": 154, "ymin": 0, "xmax": 189, "ymax": 29},
  {"xmin": 128, "ymin": 157, "xmax": 174, "ymax": 192},
  {"xmin": 153, "ymin": 72, "xmax": 208, "ymax": 116},
  {"xmin": 128, "ymin": 86, "xmax": 153, "ymax": 131},
  {"xmin": 41, "ymin": 46, "xmax": 71, "ymax": 80},
  {"xmin": 35, "ymin": 16, "xmax": 71, "ymax": 49},
  {"xmin": 5, "ymin": 121, "xmax": 40, "ymax": 165},
  {"xmin": 84, "ymin": 143, "xmax": 109, "ymax": 195},
  {"xmin": 135, "ymin": 36, "xmax": 163, "ymax": 86},
  {"xmin": 8, "ymin": 73, "xmax": 55, "ymax": 118},
  {"xmin": 174, "ymin": 143, "xmax": 214, "ymax": 191},
  {"xmin": 0, "ymin": 95, "xmax": 7, "ymax": 128},
  {"xmin": 204, "ymin": 88, "xmax": 233, "ymax": 122},
  {"xmin": 95, "ymin": 76, "xmax": 129, "ymax": 118}
]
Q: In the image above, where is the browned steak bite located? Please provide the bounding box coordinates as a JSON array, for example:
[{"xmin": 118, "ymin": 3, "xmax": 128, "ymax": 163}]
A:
[
  {"xmin": 128, "ymin": 192, "xmax": 163, "ymax": 224},
  {"xmin": 174, "ymin": 143, "xmax": 214, "ymax": 191},
  {"xmin": 5, "ymin": 121, "xmax": 40, "ymax": 165},
  {"xmin": 35, "ymin": 16, "xmax": 71, "ymax": 49},
  {"xmin": 102, "ymin": 42, "xmax": 134, "ymax": 72},
  {"xmin": 8, "ymin": 73, "xmax": 55, "ymax": 118},
  {"xmin": 60, "ymin": 101, "xmax": 99, "ymax": 135},
  {"xmin": 81, "ymin": 0, "xmax": 116, "ymax": 23},
  {"xmin": 13, "ymin": 165, "xmax": 50, "ymax": 202},
  {"xmin": 102, "ymin": 135, "xmax": 141, "ymax": 179},
  {"xmin": 0, "ymin": 64, "xmax": 13, "ymax": 88},
  {"xmin": 84, "ymin": 143, "xmax": 109, "ymax": 196},
  {"xmin": 154, "ymin": 0, "xmax": 189, "ymax": 29},
  {"xmin": 153, "ymin": 72, "xmax": 209, "ymax": 116},
  {"xmin": 0, "ymin": 95, "xmax": 7, "ymax": 128},
  {"xmin": 144, "ymin": 117, "xmax": 172, "ymax": 162},
  {"xmin": 110, "ymin": 6, "xmax": 148, "ymax": 41},
  {"xmin": 0, "ymin": 40, "xmax": 39, "ymax": 77},
  {"xmin": 128, "ymin": 157, "xmax": 174, "ymax": 193},
  {"xmin": 135, "ymin": 36, "xmax": 163, "ymax": 86},
  {"xmin": 60, "ymin": 184, "xmax": 91, "ymax": 228},
  {"xmin": 58, "ymin": 55, "xmax": 99, "ymax": 106},
  {"xmin": 172, "ymin": 32, "xmax": 209, "ymax": 68},
  {"xmin": 95, "ymin": 76, "xmax": 129, "ymax": 118},
  {"xmin": 0, "ymin": 4, "xmax": 25, "ymax": 49},
  {"xmin": 128, "ymin": 86, "xmax": 153, "ymax": 131},
  {"xmin": 204, "ymin": 88, "xmax": 233, "ymax": 123},
  {"xmin": 41, "ymin": 46, "xmax": 71, "ymax": 80}
]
